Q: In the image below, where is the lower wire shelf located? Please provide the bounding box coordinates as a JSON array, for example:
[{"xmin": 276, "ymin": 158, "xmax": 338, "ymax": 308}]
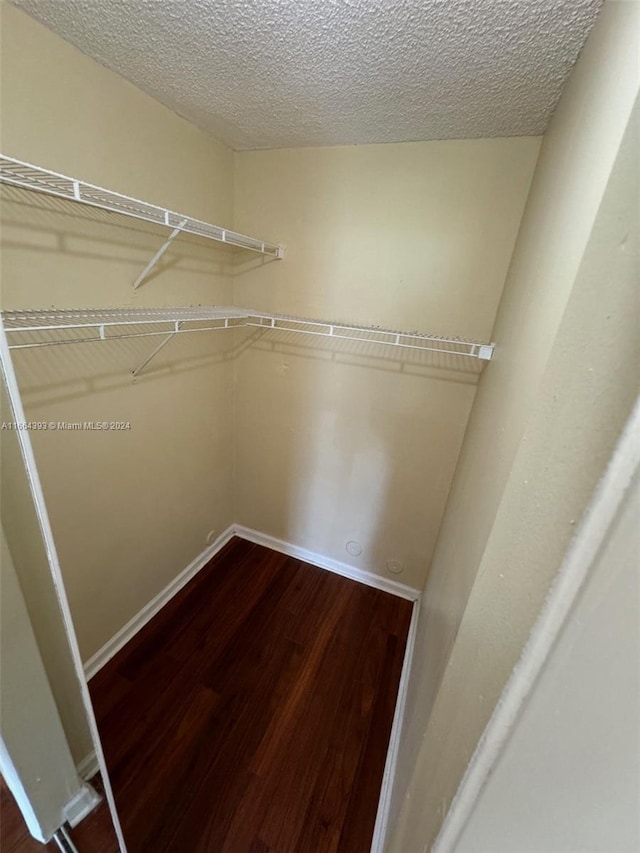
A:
[
  {"xmin": 0, "ymin": 306, "xmax": 249, "ymax": 349},
  {"xmin": 0, "ymin": 306, "xmax": 494, "ymax": 374},
  {"xmin": 245, "ymin": 312, "xmax": 493, "ymax": 360}
]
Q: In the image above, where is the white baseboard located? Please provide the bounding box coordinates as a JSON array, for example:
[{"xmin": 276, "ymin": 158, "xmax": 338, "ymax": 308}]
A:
[
  {"xmin": 370, "ymin": 599, "xmax": 420, "ymax": 853},
  {"xmin": 76, "ymin": 751, "xmax": 99, "ymax": 782},
  {"xmin": 232, "ymin": 525, "xmax": 421, "ymax": 601},
  {"xmin": 84, "ymin": 524, "xmax": 420, "ymax": 682},
  {"xmin": 80, "ymin": 523, "xmax": 422, "ymax": 846},
  {"xmin": 63, "ymin": 782, "xmax": 101, "ymax": 828},
  {"xmin": 83, "ymin": 525, "xmax": 236, "ymax": 680}
]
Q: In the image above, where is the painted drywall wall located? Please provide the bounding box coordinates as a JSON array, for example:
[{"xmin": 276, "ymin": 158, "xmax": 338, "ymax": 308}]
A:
[
  {"xmin": 455, "ymin": 470, "xmax": 640, "ymax": 853},
  {"xmin": 233, "ymin": 139, "xmax": 540, "ymax": 588},
  {"xmin": 0, "ymin": 0, "xmax": 236, "ymax": 671},
  {"xmin": 390, "ymin": 2, "xmax": 640, "ymax": 846},
  {"xmin": 0, "ymin": 525, "xmax": 85, "ymax": 841}
]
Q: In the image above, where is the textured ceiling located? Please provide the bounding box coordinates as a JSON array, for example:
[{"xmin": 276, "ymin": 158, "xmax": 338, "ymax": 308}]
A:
[{"xmin": 12, "ymin": 0, "xmax": 602, "ymax": 150}]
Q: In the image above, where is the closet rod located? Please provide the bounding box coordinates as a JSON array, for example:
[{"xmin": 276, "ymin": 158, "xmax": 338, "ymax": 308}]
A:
[
  {"xmin": 0, "ymin": 154, "xmax": 284, "ymax": 259},
  {"xmin": 1, "ymin": 307, "xmax": 494, "ymax": 361}
]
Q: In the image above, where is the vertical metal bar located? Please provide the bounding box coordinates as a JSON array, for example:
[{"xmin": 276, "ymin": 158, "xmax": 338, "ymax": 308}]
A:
[
  {"xmin": 0, "ymin": 319, "xmax": 128, "ymax": 853},
  {"xmin": 53, "ymin": 827, "xmax": 80, "ymax": 853}
]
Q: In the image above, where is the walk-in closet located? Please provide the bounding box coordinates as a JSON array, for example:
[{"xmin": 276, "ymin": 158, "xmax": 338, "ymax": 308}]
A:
[{"xmin": 1, "ymin": 1, "xmax": 638, "ymax": 852}]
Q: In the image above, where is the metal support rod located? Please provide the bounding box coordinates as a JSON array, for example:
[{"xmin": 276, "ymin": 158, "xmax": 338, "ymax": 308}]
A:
[
  {"xmin": 132, "ymin": 219, "xmax": 188, "ymax": 290},
  {"xmin": 53, "ymin": 826, "xmax": 80, "ymax": 853},
  {"xmin": 132, "ymin": 324, "xmax": 181, "ymax": 377}
]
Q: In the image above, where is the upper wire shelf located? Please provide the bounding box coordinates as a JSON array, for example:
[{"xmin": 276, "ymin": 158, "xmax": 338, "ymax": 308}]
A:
[
  {"xmin": 1, "ymin": 307, "xmax": 494, "ymax": 361},
  {"xmin": 0, "ymin": 155, "xmax": 284, "ymax": 259}
]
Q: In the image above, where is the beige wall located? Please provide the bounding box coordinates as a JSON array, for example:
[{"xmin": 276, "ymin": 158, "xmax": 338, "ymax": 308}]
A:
[
  {"xmin": 0, "ymin": 1, "xmax": 236, "ymax": 666},
  {"xmin": 391, "ymin": 2, "xmax": 640, "ymax": 848},
  {"xmin": 456, "ymin": 470, "xmax": 640, "ymax": 853},
  {"xmin": 233, "ymin": 139, "xmax": 539, "ymax": 588}
]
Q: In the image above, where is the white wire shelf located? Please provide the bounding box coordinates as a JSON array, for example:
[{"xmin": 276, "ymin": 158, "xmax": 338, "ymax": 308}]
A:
[
  {"xmin": 245, "ymin": 312, "xmax": 494, "ymax": 360},
  {"xmin": 0, "ymin": 155, "xmax": 284, "ymax": 259},
  {"xmin": 0, "ymin": 307, "xmax": 249, "ymax": 349},
  {"xmin": 1, "ymin": 307, "xmax": 494, "ymax": 361}
]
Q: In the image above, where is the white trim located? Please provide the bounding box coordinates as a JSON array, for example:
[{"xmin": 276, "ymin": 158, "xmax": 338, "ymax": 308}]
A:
[
  {"xmin": 433, "ymin": 395, "xmax": 640, "ymax": 853},
  {"xmin": 84, "ymin": 526, "xmax": 236, "ymax": 680},
  {"xmin": 84, "ymin": 524, "xmax": 420, "ymax": 682},
  {"xmin": 232, "ymin": 525, "xmax": 421, "ymax": 602},
  {"xmin": 0, "ymin": 738, "xmax": 48, "ymax": 843},
  {"xmin": 76, "ymin": 751, "xmax": 100, "ymax": 782},
  {"xmin": 0, "ymin": 319, "xmax": 128, "ymax": 853},
  {"xmin": 63, "ymin": 783, "xmax": 101, "ymax": 828},
  {"xmin": 370, "ymin": 599, "xmax": 420, "ymax": 853}
]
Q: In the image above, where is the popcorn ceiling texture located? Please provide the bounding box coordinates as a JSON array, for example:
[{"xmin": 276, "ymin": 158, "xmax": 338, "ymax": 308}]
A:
[{"xmin": 11, "ymin": 0, "xmax": 602, "ymax": 150}]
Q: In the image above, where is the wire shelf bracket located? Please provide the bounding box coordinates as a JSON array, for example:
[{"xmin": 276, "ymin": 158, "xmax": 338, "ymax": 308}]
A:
[
  {"xmin": 0, "ymin": 154, "xmax": 284, "ymax": 261},
  {"xmin": 132, "ymin": 219, "xmax": 187, "ymax": 290},
  {"xmin": 132, "ymin": 323, "xmax": 181, "ymax": 377}
]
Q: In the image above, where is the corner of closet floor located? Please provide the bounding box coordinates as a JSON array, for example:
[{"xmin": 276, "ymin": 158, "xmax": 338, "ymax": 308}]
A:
[
  {"xmin": 231, "ymin": 525, "xmax": 421, "ymax": 602},
  {"xmin": 83, "ymin": 523, "xmax": 420, "ymax": 684}
]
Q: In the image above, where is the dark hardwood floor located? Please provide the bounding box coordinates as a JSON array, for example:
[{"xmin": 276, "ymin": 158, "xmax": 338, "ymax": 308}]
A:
[{"xmin": 89, "ymin": 538, "xmax": 413, "ymax": 853}]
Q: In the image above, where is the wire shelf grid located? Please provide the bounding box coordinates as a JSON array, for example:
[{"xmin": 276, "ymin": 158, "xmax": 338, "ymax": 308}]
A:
[
  {"xmin": 0, "ymin": 155, "xmax": 283, "ymax": 258},
  {"xmin": 245, "ymin": 312, "xmax": 493, "ymax": 359},
  {"xmin": 1, "ymin": 307, "xmax": 249, "ymax": 350},
  {"xmin": 1, "ymin": 307, "xmax": 494, "ymax": 360}
]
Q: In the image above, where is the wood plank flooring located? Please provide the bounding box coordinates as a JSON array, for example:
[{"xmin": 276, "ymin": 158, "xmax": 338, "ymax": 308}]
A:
[{"xmin": 89, "ymin": 538, "xmax": 413, "ymax": 853}]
